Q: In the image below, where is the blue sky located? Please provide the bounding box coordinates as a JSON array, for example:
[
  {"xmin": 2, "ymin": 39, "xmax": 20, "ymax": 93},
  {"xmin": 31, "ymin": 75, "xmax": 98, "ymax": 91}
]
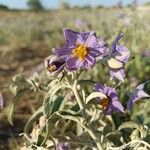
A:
[{"xmin": 0, "ymin": 0, "xmax": 149, "ymax": 9}]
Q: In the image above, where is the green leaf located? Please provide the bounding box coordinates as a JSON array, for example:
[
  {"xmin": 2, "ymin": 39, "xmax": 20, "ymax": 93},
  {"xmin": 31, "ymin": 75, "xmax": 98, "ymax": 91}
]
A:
[
  {"xmin": 118, "ymin": 121, "xmax": 148, "ymax": 139},
  {"xmin": 7, "ymin": 88, "xmax": 28, "ymax": 125},
  {"xmin": 66, "ymin": 132, "xmax": 94, "ymax": 148},
  {"xmin": 24, "ymin": 106, "xmax": 43, "ymax": 134},
  {"xmin": 51, "ymin": 96, "xmax": 65, "ymax": 114},
  {"xmin": 130, "ymin": 129, "xmax": 140, "ymax": 141},
  {"xmin": 106, "ymin": 132, "xmax": 122, "ymax": 146},
  {"xmin": 43, "ymin": 82, "xmax": 64, "ymax": 117},
  {"xmin": 36, "ymin": 112, "xmax": 61, "ymax": 146},
  {"xmin": 118, "ymin": 121, "xmax": 140, "ymax": 131}
]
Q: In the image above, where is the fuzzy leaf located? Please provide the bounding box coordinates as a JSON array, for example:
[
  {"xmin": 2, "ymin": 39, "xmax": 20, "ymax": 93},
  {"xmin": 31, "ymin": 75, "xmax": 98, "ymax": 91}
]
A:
[
  {"xmin": 130, "ymin": 129, "xmax": 140, "ymax": 141},
  {"xmin": 43, "ymin": 82, "xmax": 64, "ymax": 117},
  {"xmin": 86, "ymin": 92, "xmax": 107, "ymax": 104},
  {"xmin": 118, "ymin": 121, "xmax": 140, "ymax": 131},
  {"xmin": 24, "ymin": 106, "xmax": 43, "ymax": 134},
  {"xmin": 7, "ymin": 88, "xmax": 28, "ymax": 125},
  {"xmin": 36, "ymin": 112, "xmax": 61, "ymax": 146},
  {"xmin": 118, "ymin": 121, "xmax": 148, "ymax": 139}
]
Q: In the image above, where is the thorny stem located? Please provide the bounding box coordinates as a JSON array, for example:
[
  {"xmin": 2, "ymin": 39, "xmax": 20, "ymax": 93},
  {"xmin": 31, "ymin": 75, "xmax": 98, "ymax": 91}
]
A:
[{"xmin": 72, "ymin": 79, "xmax": 104, "ymax": 150}]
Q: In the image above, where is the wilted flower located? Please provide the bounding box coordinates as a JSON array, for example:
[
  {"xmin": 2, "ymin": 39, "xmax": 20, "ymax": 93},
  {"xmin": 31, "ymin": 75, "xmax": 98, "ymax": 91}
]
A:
[
  {"xmin": 54, "ymin": 29, "xmax": 106, "ymax": 70},
  {"xmin": 0, "ymin": 93, "xmax": 3, "ymax": 109},
  {"xmin": 94, "ymin": 83, "xmax": 124, "ymax": 115},
  {"xmin": 45, "ymin": 55, "xmax": 66, "ymax": 76},
  {"xmin": 127, "ymin": 82, "xmax": 150, "ymax": 111},
  {"xmin": 56, "ymin": 143, "xmax": 68, "ymax": 150},
  {"xmin": 107, "ymin": 34, "xmax": 130, "ymax": 82}
]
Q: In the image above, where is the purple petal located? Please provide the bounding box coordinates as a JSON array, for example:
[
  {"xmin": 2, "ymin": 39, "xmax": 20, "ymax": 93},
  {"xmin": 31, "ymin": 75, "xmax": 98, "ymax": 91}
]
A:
[
  {"xmin": 137, "ymin": 90, "xmax": 150, "ymax": 98},
  {"xmin": 110, "ymin": 68, "xmax": 125, "ymax": 82},
  {"xmin": 104, "ymin": 100, "xmax": 124, "ymax": 115},
  {"xmin": 127, "ymin": 82, "xmax": 150, "ymax": 111},
  {"xmin": 66, "ymin": 57, "xmax": 83, "ymax": 70},
  {"xmin": 63, "ymin": 28, "xmax": 79, "ymax": 45},
  {"xmin": 84, "ymin": 54, "xmax": 96, "ymax": 68},
  {"xmin": 113, "ymin": 45, "xmax": 130, "ymax": 63},
  {"xmin": 54, "ymin": 45, "xmax": 73, "ymax": 58},
  {"xmin": 94, "ymin": 83, "xmax": 105, "ymax": 93},
  {"xmin": 136, "ymin": 81, "xmax": 149, "ymax": 90},
  {"xmin": 88, "ymin": 48, "xmax": 103, "ymax": 57},
  {"xmin": 78, "ymin": 32, "xmax": 91, "ymax": 45},
  {"xmin": 111, "ymin": 100, "xmax": 124, "ymax": 112},
  {"xmin": 56, "ymin": 143, "xmax": 68, "ymax": 150},
  {"xmin": 0, "ymin": 93, "xmax": 3, "ymax": 109}
]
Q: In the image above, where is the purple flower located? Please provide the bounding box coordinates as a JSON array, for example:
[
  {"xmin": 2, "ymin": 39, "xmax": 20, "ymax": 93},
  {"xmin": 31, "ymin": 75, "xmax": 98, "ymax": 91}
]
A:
[
  {"xmin": 141, "ymin": 49, "xmax": 150, "ymax": 57},
  {"xmin": 94, "ymin": 83, "xmax": 124, "ymax": 115},
  {"xmin": 75, "ymin": 18, "xmax": 84, "ymax": 28},
  {"xmin": 45, "ymin": 55, "xmax": 65, "ymax": 76},
  {"xmin": 54, "ymin": 29, "xmax": 106, "ymax": 70},
  {"xmin": 107, "ymin": 34, "xmax": 130, "ymax": 82},
  {"xmin": 0, "ymin": 93, "xmax": 3, "ymax": 109},
  {"xmin": 56, "ymin": 143, "xmax": 68, "ymax": 150},
  {"xmin": 127, "ymin": 82, "xmax": 150, "ymax": 111}
]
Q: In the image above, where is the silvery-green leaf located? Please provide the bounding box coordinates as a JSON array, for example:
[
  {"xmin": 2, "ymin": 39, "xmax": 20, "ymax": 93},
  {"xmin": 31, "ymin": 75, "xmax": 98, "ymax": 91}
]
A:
[
  {"xmin": 36, "ymin": 112, "xmax": 61, "ymax": 146},
  {"xmin": 66, "ymin": 132, "xmax": 94, "ymax": 148},
  {"xmin": 51, "ymin": 96, "xmax": 65, "ymax": 114},
  {"xmin": 7, "ymin": 88, "xmax": 28, "ymax": 125},
  {"xmin": 106, "ymin": 132, "xmax": 122, "ymax": 146},
  {"xmin": 118, "ymin": 121, "xmax": 140, "ymax": 131},
  {"xmin": 86, "ymin": 92, "xmax": 107, "ymax": 104},
  {"xmin": 107, "ymin": 58, "xmax": 124, "ymax": 69},
  {"xmin": 130, "ymin": 129, "xmax": 140, "ymax": 141},
  {"xmin": 118, "ymin": 121, "xmax": 148, "ymax": 139},
  {"xmin": 24, "ymin": 106, "xmax": 43, "ymax": 134},
  {"xmin": 43, "ymin": 82, "xmax": 64, "ymax": 117}
]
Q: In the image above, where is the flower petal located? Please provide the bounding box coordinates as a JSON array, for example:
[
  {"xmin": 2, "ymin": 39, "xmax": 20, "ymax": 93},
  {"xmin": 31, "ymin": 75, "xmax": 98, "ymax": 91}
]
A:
[
  {"xmin": 110, "ymin": 69, "xmax": 125, "ymax": 82},
  {"xmin": 0, "ymin": 93, "xmax": 3, "ymax": 109},
  {"xmin": 66, "ymin": 57, "xmax": 83, "ymax": 70},
  {"xmin": 107, "ymin": 58, "xmax": 124, "ymax": 69},
  {"xmin": 63, "ymin": 28, "xmax": 79, "ymax": 44}
]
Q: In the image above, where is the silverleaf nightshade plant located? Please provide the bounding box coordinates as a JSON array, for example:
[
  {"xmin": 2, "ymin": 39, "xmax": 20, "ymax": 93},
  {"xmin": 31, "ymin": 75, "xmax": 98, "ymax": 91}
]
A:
[{"xmin": 8, "ymin": 28, "xmax": 150, "ymax": 150}]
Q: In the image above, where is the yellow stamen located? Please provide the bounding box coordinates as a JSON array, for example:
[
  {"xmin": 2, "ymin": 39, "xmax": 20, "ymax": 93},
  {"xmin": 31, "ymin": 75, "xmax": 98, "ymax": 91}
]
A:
[
  {"xmin": 47, "ymin": 65, "xmax": 57, "ymax": 72},
  {"xmin": 100, "ymin": 97, "xmax": 110, "ymax": 109},
  {"xmin": 72, "ymin": 44, "xmax": 88, "ymax": 61}
]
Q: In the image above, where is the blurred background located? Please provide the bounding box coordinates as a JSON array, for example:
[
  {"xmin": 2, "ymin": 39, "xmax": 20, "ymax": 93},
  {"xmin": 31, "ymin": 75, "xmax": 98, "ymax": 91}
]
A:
[{"xmin": 0, "ymin": 0, "xmax": 150, "ymax": 149}]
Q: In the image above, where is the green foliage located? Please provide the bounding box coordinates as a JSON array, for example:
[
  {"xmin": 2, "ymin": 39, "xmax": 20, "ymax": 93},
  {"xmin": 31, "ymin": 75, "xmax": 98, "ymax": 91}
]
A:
[{"xmin": 27, "ymin": 0, "xmax": 44, "ymax": 11}]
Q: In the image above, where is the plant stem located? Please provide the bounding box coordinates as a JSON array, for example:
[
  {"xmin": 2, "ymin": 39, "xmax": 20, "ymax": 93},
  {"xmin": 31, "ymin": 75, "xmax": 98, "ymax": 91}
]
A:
[
  {"xmin": 72, "ymin": 80, "xmax": 104, "ymax": 150},
  {"xmin": 72, "ymin": 80, "xmax": 84, "ymax": 110},
  {"xmin": 85, "ymin": 127, "xmax": 104, "ymax": 150}
]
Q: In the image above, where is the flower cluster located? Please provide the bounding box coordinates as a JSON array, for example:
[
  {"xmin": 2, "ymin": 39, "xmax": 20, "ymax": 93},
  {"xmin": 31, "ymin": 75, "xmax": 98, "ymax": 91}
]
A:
[{"xmin": 45, "ymin": 28, "xmax": 149, "ymax": 114}]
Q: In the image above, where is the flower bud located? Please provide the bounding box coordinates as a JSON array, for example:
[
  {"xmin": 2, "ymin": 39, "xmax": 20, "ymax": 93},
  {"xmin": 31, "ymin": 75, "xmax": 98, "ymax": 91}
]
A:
[{"xmin": 45, "ymin": 55, "xmax": 65, "ymax": 76}]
